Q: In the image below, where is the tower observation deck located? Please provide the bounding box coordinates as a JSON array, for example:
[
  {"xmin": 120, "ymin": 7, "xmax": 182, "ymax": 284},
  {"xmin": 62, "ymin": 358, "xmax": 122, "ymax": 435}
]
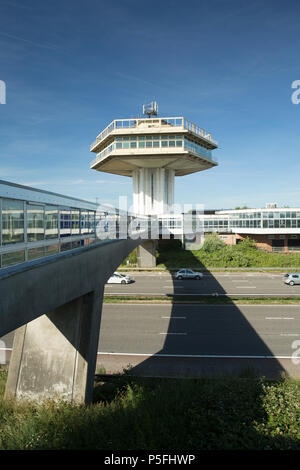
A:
[{"xmin": 90, "ymin": 113, "xmax": 218, "ymax": 215}]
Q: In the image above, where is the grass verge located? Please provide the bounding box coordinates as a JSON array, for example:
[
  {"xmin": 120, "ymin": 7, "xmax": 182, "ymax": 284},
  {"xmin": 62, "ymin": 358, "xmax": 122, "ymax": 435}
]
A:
[
  {"xmin": 103, "ymin": 295, "xmax": 300, "ymax": 304},
  {"xmin": 0, "ymin": 368, "xmax": 299, "ymax": 450}
]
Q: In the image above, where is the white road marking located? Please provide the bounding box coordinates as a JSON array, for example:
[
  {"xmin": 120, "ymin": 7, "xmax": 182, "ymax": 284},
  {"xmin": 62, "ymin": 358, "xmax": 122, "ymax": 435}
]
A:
[
  {"xmin": 105, "ymin": 292, "xmax": 300, "ymax": 296},
  {"xmin": 98, "ymin": 352, "xmax": 298, "ymax": 359},
  {"xmin": 164, "ymin": 286, "xmax": 184, "ymax": 288},
  {"xmin": 280, "ymin": 334, "xmax": 300, "ymax": 336},
  {"xmin": 159, "ymin": 332, "xmax": 187, "ymax": 335},
  {"xmin": 161, "ymin": 316, "xmax": 186, "ymax": 319},
  {"xmin": 235, "ymin": 286, "xmax": 257, "ymax": 289},
  {"xmin": 265, "ymin": 317, "xmax": 295, "ymax": 320}
]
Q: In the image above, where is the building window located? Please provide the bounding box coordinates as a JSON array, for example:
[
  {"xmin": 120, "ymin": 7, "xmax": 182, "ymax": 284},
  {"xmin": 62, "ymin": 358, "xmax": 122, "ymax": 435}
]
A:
[
  {"xmin": 27, "ymin": 204, "xmax": 45, "ymax": 242},
  {"xmin": 72, "ymin": 210, "xmax": 80, "ymax": 235},
  {"xmin": 60, "ymin": 209, "xmax": 72, "ymax": 236},
  {"xmin": 45, "ymin": 206, "xmax": 58, "ymax": 239}
]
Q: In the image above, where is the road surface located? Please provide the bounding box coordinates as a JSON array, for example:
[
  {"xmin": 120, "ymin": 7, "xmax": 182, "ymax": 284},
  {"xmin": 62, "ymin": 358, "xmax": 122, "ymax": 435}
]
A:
[
  {"xmin": 2, "ymin": 302, "xmax": 300, "ymax": 377},
  {"xmin": 105, "ymin": 272, "xmax": 300, "ymax": 296}
]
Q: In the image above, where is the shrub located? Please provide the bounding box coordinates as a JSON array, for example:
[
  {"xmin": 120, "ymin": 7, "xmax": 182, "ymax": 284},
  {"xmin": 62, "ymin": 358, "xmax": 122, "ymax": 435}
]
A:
[
  {"xmin": 236, "ymin": 237, "xmax": 257, "ymax": 250},
  {"xmin": 202, "ymin": 233, "xmax": 226, "ymax": 253}
]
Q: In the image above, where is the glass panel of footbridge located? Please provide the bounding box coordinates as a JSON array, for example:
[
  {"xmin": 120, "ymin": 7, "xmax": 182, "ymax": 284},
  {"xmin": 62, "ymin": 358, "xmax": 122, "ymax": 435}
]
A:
[{"xmin": 2, "ymin": 198, "xmax": 24, "ymax": 244}]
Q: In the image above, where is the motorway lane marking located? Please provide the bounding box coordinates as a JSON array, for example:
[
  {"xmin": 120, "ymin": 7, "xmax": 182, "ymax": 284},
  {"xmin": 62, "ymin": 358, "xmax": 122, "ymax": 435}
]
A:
[
  {"xmin": 235, "ymin": 286, "xmax": 257, "ymax": 288},
  {"xmin": 105, "ymin": 292, "xmax": 300, "ymax": 296},
  {"xmin": 164, "ymin": 286, "xmax": 184, "ymax": 288},
  {"xmin": 103, "ymin": 303, "xmax": 300, "ymax": 307},
  {"xmin": 98, "ymin": 352, "xmax": 298, "ymax": 359},
  {"xmin": 265, "ymin": 317, "xmax": 295, "ymax": 320},
  {"xmin": 159, "ymin": 332, "xmax": 187, "ymax": 335},
  {"xmin": 280, "ymin": 334, "xmax": 300, "ymax": 336},
  {"xmin": 106, "ymin": 292, "xmax": 172, "ymax": 295},
  {"xmin": 161, "ymin": 316, "xmax": 186, "ymax": 319}
]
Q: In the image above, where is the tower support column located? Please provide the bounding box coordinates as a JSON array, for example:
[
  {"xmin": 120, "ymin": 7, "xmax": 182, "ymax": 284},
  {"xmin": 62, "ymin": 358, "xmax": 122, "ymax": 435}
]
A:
[{"xmin": 132, "ymin": 168, "xmax": 175, "ymax": 215}]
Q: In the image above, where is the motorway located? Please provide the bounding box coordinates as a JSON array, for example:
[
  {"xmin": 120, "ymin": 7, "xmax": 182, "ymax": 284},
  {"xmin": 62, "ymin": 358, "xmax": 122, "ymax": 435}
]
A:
[
  {"xmin": 2, "ymin": 300, "xmax": 300, "ymax": 377},
  {"xmin": 104, "ymin": 272, "xmax": 300, "ymax": 296},
  {"xmin": 98, "ymin": 304, "xmax": 300, "ymax": 356},
  {"xmin": 2, "ymin": 273, "xmax": 300, "ymax": 377}
]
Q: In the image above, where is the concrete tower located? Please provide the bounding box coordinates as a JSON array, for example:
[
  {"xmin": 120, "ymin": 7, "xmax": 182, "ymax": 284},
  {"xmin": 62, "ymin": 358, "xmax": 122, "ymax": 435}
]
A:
[{"xmin": 90, "ymin": 104, "xmax": 218, "ymax": 216}]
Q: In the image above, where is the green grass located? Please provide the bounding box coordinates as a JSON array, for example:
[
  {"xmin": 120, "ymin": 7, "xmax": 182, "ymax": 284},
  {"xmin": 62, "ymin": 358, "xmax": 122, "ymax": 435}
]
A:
[
  {"xmin": 103, "ymin": 295, "xmax": 300, "ymax": 304},
  {"xmin": 0, "ymin": 368, "xmax": 300, "ymax": 450}
]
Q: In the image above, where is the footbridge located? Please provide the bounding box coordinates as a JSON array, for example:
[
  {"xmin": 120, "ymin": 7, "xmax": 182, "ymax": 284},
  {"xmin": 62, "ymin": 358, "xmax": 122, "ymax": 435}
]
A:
[
  {"xmin": 0, "ymin": 181, "xmax": 149, "ymax": 403},
  {"xmin": 0, "ymin": 180, "xmax": 199, "ymax": 403}
]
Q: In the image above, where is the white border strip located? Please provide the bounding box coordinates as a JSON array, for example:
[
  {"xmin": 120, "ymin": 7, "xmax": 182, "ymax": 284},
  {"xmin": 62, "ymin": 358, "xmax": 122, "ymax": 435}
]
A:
[
  {"xmin": 0, "ymin": 348, "xmax": 297, "ymax": 359},
  {"xmin": 97, "ymin": 352, "xmax": 297, "ymax": 359},
  {"xmin": 0, "ymin": 348, "xmax": 296, "ymax": 361}
]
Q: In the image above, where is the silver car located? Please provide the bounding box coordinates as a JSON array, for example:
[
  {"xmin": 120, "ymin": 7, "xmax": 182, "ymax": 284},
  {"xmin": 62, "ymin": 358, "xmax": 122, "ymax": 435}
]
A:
[
  {"xmin": 284, "ymin": 273, "xmax": 300, "ymax": 286},
  {"xmin": 107, "ymin": 272, "xmax": 132, "ymax": 284},
  {"xmin": 175, "ymin": 269, "xmax": 203, "ymax": 280}
]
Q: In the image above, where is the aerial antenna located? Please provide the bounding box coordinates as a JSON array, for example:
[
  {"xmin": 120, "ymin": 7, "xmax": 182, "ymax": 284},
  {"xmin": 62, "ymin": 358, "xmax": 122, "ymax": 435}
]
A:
[{"xmin": 143, "ymin": 101, "xmax": 158, "ymax": 118}]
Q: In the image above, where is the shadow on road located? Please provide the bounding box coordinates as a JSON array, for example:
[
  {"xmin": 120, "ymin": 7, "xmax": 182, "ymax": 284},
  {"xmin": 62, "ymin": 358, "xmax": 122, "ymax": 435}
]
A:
[
  {"xmin": 128, "ymin": 239, "xmax": 287, "ymax": 379},
  {"xmin": 92, "ymin": 240, "xmax": 300, "ymax": 449}
]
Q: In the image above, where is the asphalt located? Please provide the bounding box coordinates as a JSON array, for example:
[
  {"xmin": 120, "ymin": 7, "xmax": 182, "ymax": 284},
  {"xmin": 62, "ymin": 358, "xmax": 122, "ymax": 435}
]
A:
[
  {"xmin": 2, "ymin": 301, "xmax": 300, "ymax": 377},
  {"xmin": 98, "ymin": 303, "xmax": 300, "ymax": 378},
  {"xmin": 104, "ymin": 272, "xmax": 300, "ymax": 296},
  {"xmin": 2, "ymin": 273, "xmax": 300, "ymax": 377},
  {"xmin": 98, "ymin": 303, "xmax": 300, "ymax": 356}
]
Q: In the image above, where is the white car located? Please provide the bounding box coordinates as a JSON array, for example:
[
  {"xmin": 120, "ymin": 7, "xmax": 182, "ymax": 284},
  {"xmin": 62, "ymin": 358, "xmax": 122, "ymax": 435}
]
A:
[
  {"xmin": 174, "ymin": 269, "xmax": 203, "ymax": 280},
  {"xmin": 107, "ymin": 272, "xmax": 132, "ymax": 284}
]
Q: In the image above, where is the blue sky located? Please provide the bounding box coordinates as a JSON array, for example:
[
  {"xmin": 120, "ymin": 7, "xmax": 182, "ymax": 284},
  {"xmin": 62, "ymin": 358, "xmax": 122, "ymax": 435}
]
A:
[{"xmin": 0, "ymin": 0, "xmax": 300, "ymax": 209}]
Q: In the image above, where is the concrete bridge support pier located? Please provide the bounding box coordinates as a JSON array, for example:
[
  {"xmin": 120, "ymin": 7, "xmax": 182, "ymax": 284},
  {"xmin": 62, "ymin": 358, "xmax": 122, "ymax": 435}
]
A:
[
  {"xmin": 137, "ymin": 240, "xmax": 157, "ymax": 268},
  {"xmin": 5, "ymin": 289, "xmax": 103, "ymax": 404}
]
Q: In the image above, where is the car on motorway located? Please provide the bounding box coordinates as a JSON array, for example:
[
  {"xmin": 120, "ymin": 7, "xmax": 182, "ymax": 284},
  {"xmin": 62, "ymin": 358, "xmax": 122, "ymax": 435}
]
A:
[
  {"xmin": 283, "ymin": 273, "xmax": 300, "ymax": 286},
  {"xmin": 174, "ymin": 269, "xmax": 203, "ymax": 280},
  {"xmin": 107, "ymin": 272, "xmax": 132, "ymax": 284}
]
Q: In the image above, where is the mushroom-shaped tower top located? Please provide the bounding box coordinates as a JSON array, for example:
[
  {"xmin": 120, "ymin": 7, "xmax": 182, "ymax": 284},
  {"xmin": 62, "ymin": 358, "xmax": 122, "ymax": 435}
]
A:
[{"xmin": 90, "ymin": 114, "xmax": 218, "ymax": 215}]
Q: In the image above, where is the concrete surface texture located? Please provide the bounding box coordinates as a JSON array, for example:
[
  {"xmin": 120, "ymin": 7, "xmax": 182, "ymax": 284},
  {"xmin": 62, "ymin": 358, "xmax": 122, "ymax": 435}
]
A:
[
  {"xmin": 137, "ymin": 240, "xmax": 157, "ymax": 268},
  {"xmin": 1, "ymin": 238, "xmax": 141, "ymax": 403}
]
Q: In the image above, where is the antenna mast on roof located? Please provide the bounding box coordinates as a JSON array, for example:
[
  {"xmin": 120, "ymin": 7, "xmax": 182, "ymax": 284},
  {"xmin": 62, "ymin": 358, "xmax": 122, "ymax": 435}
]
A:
[{"xmin": 143, "ymin": 101, "xmax": 158, "ymax": 118}]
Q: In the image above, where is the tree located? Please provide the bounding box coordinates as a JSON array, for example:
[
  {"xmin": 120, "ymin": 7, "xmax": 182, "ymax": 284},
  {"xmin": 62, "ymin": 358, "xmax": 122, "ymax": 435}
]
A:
[{"xmin": 202, "ymin": 233, "xmax": 226, "ymax": 252}]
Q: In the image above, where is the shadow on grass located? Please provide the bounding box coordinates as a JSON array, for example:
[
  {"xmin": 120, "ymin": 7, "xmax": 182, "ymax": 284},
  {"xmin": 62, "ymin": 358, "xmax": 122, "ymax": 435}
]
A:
[{"xmin": 0, "ymin": 367, "xmax": 299, "ymax": 450}]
